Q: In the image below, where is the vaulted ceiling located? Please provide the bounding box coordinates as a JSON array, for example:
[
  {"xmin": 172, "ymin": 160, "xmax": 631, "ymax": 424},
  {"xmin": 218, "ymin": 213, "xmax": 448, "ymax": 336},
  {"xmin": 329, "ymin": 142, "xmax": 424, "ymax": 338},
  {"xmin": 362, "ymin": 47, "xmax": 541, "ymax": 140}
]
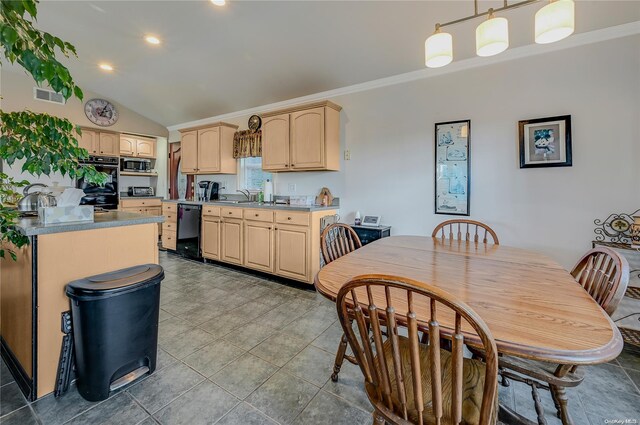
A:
[{"xmin": 5, "ymin": 1, "xmax": 639, "ymax": 127}]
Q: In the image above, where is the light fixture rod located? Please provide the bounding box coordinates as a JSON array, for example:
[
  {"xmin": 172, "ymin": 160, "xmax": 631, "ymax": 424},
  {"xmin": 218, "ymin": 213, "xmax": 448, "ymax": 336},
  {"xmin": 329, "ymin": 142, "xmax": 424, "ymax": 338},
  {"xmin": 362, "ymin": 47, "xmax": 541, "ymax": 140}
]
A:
[{"xmin": 438, "ymin": 0, "xmax": 540, "ymax": 29}]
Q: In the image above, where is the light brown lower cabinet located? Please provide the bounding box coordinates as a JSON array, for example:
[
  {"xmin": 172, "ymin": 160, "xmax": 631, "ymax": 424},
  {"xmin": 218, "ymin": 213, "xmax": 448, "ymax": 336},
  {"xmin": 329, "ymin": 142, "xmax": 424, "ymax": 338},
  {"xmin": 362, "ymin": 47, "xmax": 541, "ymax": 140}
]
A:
[
  {"xmin": 197, "ymin": 205, "xmax": 337, "ymax": 284},
  {"xmin": 274, "ymin": 224, "xmax": 310, "ymax": 282},
  {"xmin": 221, "ymin": 218, "xmax": 243, "ymax": 265},
  {"xmin": 244, "ymin": 221, "xmax": 274, "ymax": 273},
  {"xmin": 202, "ymin": 217, "xmax": 221, "ymax": 260},
  {"xmin": 121, "ymin": 199, "xmax": 163, "ymax": 236}
]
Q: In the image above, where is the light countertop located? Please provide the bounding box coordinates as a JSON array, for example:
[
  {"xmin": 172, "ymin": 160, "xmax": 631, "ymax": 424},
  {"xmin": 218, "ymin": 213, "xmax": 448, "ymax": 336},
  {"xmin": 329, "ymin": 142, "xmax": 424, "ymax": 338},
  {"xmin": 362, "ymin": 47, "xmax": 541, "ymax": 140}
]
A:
[{"xmin": 16, "ymin": 211, "xmax": 164, "ymax": 236}]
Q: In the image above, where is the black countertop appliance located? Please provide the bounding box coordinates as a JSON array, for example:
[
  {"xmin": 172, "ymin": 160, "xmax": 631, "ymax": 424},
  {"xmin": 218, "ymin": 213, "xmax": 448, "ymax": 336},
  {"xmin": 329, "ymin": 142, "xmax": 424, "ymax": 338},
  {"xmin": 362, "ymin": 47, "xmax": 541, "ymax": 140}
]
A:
[{"xmin": 196, "ymin": 181, "xmax": 219, "ymax": 202}]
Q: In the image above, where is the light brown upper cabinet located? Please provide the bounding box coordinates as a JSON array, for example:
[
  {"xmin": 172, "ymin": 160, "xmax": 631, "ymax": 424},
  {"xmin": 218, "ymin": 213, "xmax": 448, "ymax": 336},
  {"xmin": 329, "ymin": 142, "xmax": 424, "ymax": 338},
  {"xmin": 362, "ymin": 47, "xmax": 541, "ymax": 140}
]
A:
[
  {"xmin": 262, "ymin": 114, "xmax": 290, "ymax": 171},
  {"xmin": 98, "ymin": 132, "xmax": 119, "ymax": 156},
  {"xmin": 178, "ymin": 122, "xmax": 238, "ymax": 174},
  {"xmin": 261, "ymin": 101, "xmax": 341, "ymax": 172},
  {"xmin": 78, "ymin": 128, "xmax": 119, "ymax": 157},
  {"xmin": 181, "ymin": 131, "xmax": 198, "ymax": 173},
  {"xmin": 120, "ymin": 135, "xmax": 157, "ymax": 159},
  {"xmin": 78, "ymin": 129, "xmax": 98, "ymax": 154},
  {"xmin": 120, "ymin": 136, "xmax": 136, "ymax": 156}
]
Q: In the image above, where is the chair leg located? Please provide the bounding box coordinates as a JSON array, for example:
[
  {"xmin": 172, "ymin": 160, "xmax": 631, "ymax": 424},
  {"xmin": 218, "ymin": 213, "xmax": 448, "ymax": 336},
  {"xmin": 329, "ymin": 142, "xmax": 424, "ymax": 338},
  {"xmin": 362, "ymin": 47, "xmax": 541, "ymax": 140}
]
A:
[
  {"xmin": 331, "ymin": 332, "xmax": 349, "ymax": 382},
  {"xmin": 530, "ymin": 384, "xmax": 547, "ymax": 425},
  {"xmin": 550, "ymin": 385, "xmax": 575, "ymax": 425},
  {"xmin": 500, "ymin": 368, "xmax": 511, "ymax": 387},
  {"xmin": 372, "ymin": 412, "xmax": 385, "ymax": 425}
]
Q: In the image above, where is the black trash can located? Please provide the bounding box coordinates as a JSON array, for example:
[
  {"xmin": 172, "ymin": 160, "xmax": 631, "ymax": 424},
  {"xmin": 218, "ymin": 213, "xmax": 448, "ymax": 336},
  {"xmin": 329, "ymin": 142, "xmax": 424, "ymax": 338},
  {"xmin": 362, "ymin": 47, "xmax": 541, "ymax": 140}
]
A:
[{"xmin": 66, "ymin": 264, "xmax": 164, "ymax": 401}]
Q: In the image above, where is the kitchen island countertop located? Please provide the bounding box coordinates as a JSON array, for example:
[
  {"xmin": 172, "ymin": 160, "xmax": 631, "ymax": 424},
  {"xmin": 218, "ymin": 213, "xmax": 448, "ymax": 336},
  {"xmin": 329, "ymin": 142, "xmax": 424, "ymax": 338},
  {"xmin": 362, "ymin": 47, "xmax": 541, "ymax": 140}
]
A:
[{"xmin": 16, "ymin": 211, "xmax": 164, "ymax": 236}]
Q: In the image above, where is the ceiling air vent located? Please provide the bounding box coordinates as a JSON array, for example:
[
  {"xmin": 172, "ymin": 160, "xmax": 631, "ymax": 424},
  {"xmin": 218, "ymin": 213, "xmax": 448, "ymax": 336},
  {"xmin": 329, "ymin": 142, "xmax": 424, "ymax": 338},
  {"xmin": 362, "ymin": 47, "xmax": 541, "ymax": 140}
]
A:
[{"xmin": 33, "ymin": 87, "xmax": 66, "ymax": 105}]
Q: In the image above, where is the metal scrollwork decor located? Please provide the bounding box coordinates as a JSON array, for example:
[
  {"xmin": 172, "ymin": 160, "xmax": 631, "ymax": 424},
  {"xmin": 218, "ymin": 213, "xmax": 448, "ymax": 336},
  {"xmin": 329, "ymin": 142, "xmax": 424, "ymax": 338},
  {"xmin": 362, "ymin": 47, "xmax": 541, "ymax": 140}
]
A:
[{"xmin": 594, "ymin": 209, "xmax": 640, "ymax": 244}]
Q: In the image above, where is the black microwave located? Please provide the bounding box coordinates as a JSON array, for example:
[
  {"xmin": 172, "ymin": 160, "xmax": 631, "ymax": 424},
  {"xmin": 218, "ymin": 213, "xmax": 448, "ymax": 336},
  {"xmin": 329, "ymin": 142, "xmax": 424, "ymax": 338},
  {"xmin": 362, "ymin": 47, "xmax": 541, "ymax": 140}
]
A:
[{"xmin": 121, "ymin": 157, "xmax": 152, "ymax": 173}]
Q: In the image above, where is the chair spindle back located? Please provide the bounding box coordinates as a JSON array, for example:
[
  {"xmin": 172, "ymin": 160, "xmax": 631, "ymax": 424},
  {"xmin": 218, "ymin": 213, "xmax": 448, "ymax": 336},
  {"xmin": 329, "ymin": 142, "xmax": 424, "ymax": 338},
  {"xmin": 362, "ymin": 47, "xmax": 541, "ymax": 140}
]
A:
[
  {"xmin": 321, "ymin": 223, "xmax": 362, "ymax": 265},
  {"xmin": 336, "ymin": 275, "xmax": 498, "ymax": 425},
  {"xmin": 571, "ymin": 247, "xmax": 629, "ymax": 316},
  {"xmin": 431, "ymin": 220, "xmax": 499, "ymax": 244}
]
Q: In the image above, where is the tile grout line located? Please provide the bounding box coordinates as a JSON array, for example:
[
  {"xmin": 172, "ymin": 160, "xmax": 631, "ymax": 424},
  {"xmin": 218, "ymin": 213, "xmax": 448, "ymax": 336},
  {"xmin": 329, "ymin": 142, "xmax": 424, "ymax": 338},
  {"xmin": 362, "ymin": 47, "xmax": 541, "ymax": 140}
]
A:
[{"xmin": 619, "ymin": 366, "xmax": 640, "ymax": 395}]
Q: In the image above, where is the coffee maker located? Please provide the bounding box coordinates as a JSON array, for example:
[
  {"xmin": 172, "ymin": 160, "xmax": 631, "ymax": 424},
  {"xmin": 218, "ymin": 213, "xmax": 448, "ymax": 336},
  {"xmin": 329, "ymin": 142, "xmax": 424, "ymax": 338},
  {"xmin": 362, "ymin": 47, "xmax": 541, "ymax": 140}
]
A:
[{"xmin": 197, "ymin": 181, "xmax": 219, "ymax": 201}]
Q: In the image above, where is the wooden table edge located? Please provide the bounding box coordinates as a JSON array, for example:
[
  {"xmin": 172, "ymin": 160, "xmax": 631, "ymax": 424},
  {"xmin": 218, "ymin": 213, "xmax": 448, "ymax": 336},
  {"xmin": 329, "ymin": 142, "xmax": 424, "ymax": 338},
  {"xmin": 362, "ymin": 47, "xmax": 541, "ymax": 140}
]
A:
[{"xmin": 314, "ymin": 273, "xmax": 624, "ymax": 366}]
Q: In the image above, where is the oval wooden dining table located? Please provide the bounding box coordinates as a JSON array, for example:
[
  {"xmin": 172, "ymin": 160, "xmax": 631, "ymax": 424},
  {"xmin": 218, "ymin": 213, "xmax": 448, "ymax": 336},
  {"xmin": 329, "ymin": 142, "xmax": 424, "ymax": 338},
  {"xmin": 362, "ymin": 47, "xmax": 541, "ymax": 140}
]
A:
[{"xmin": 314, "ymin": 235, "xmax": 623, "ymax": 366}]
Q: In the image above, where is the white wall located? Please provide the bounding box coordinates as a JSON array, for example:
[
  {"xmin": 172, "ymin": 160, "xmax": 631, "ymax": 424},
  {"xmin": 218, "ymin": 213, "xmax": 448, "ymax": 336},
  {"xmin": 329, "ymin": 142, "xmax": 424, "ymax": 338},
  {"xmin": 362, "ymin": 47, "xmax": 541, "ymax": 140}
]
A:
[{"xmin": 171, "ymin": 36, "xmax": 640, "ymax": 268}]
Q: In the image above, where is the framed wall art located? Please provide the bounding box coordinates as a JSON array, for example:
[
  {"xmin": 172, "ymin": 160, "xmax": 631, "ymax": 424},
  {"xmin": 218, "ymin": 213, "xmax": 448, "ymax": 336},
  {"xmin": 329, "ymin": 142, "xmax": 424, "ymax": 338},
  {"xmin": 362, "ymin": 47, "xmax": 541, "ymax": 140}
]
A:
[
  {"xmin": 519, "ymin": 115, "xmax": 572, "ymax": 168},
  {"xmin": 434, "ymin": 120, "xmax": 470, "ymax": 216}
]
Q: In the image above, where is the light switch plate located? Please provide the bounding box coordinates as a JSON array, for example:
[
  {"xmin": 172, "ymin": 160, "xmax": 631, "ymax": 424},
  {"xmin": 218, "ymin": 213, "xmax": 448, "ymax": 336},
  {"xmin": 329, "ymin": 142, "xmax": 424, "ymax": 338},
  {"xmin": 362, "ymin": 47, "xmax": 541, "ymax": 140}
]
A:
[{"xmin": 344, "ymin": 150, "xmax": 351, "ymax": 160}]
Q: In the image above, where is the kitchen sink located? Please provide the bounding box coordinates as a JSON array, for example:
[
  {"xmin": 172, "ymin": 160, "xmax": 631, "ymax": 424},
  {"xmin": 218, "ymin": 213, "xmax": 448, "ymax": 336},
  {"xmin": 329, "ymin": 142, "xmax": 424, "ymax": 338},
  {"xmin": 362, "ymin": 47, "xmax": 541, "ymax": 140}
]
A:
[{"xmin": 213, "ymin": 200, "xmax": 255, "ymax": 204}]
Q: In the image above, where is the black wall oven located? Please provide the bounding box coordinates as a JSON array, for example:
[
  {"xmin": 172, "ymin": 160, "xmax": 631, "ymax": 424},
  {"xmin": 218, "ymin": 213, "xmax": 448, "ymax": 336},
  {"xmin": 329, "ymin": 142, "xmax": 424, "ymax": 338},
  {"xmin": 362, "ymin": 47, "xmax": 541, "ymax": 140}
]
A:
[{"xmin": 76, "ymin": 156, "xmax": 119, "ymax": 209}]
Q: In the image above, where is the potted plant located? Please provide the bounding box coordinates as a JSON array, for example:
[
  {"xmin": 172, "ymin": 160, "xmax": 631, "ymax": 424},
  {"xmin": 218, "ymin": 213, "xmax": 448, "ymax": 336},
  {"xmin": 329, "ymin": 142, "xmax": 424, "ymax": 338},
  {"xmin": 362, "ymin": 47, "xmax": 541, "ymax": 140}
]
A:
[{"xmin": 0, "ymin": 0, "xmax": 106, "ymax": 260}]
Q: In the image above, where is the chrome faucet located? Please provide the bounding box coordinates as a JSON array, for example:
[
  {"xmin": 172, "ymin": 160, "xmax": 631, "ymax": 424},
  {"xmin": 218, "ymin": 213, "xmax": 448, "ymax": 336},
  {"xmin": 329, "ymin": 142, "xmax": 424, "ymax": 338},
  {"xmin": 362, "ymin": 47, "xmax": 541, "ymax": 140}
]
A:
[{"xmin": 237, "ymin": 189, "xmax": 251, "ymax": 201}]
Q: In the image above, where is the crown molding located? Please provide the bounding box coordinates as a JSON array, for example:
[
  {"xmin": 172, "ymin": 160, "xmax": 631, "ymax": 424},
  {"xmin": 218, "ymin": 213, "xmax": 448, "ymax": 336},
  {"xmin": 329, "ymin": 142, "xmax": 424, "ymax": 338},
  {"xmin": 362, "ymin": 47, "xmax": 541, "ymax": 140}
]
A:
[{"xmin": 167, "ymin": 20, "xmax": 640, "ymax": 132}]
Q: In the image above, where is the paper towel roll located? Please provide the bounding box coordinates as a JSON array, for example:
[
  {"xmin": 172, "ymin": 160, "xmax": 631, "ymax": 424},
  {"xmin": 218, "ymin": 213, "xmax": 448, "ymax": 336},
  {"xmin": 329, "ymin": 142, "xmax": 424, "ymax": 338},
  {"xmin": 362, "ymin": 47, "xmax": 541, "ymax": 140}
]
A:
[{"xmin": 264, "ymin": 179, "xmax": 273, "ymax": 203}]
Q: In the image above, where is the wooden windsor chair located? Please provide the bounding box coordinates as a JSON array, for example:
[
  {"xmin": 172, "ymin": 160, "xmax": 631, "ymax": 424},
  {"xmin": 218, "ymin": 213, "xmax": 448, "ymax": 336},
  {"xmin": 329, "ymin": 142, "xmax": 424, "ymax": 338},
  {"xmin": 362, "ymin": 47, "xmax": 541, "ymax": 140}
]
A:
[
  {"xmin": 432, "ymin": 220, "xmax": 500, "ymax": 245},
  {"xmin": 497, "ymin": 246, "xmax": 629, "ymax": 425},
  {"xmin": 319, "ymin": 223, "xmax": 363, "ymax": 382},
  {"xmin": 336, "ymin": 275, "xmax": 499, "ymax": 425}
]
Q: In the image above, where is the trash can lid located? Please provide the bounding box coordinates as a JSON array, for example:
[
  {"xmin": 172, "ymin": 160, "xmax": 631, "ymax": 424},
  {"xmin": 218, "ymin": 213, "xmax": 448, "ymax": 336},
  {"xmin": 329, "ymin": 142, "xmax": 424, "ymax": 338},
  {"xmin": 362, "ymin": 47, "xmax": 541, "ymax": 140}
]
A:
[{"xmin": 66, "ymin": 264, "xmax": 164, "ymax": 300}]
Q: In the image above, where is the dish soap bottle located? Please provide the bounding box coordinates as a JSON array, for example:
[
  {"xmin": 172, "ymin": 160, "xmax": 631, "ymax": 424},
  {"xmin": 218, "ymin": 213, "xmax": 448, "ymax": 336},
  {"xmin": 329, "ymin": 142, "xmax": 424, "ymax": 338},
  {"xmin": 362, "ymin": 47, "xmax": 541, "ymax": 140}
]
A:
[{"xmin": 354, "ymin": 211, "xmax": 361, "ymax": 226}]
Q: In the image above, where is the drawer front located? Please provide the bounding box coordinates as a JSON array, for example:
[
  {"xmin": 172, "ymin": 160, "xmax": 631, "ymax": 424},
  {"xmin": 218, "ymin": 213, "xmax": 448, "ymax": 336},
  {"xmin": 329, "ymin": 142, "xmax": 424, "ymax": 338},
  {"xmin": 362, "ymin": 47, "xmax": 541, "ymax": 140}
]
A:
[
  {"xmin": 221, "ymin": 207, "xmax": 243, "ymax": 219},
  {"xmin": 162, "ymin": 221, "xmax": 177, "ymax": 232},
  {"xmin": 203, "ymin": 205, "xmax": 221, "ymax": 217},
  {"xmin": 162, "ymin": 202, "xmax": 177, "ymax": 214},
  {"xmin": 121, "ymin": 199, "xmax": 161, "ymax": 208},
  {"xmin": 162, "ymin": 230, "xmax": 177, "ymax": 250},
  {"xmin": 244, "ymin": 209, "xmax": 274, "ymax": 223},
  {"xmin": 164, "ymin": 212, "xmax": 177, "ymax": 223},
  {"xmin": 275, "ymin": 211, "xmax": 310, "ymax": 226}
]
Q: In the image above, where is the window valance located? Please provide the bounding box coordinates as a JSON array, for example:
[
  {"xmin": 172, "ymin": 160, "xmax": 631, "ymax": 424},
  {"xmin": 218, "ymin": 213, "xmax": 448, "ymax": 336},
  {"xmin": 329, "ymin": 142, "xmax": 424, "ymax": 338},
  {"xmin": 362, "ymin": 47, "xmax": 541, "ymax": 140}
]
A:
[{"xmin": 233, "ymin": 130, "xmax": 262, "ymax": 158}]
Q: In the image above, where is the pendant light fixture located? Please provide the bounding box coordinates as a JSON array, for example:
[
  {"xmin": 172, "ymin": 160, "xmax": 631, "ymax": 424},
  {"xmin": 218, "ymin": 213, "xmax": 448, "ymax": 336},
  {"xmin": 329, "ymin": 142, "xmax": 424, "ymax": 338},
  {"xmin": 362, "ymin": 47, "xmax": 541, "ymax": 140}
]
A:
[
  {"xmin": 425, "ymin": 25, "xmax": 453, "ymax": 68},
  {"xmin": 476, "ymin": 9, "xmax": 509, "ymax": 57},
  {"xmin": 535, "ymin": 0, "xmax": 575, "ymax": 44},
  {"xmin": 423, "ymin": 0, "xmax": 576, "ymax": 68}
]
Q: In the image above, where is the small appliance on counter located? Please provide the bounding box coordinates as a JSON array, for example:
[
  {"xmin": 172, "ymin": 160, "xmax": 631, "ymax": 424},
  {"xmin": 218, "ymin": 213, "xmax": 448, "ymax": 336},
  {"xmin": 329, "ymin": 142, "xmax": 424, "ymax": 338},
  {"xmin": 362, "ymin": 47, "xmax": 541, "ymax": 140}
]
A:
[
  {"xmin": 121, "ymin": 157, "xmax": 153, "ymax": 173},
  {"xmin": 127, "ymin": 186, "xmax": 155, "ymax": 197},
  {"xmin": 196, "ymin": 181, "xmax": 219, "ymax": 202}
]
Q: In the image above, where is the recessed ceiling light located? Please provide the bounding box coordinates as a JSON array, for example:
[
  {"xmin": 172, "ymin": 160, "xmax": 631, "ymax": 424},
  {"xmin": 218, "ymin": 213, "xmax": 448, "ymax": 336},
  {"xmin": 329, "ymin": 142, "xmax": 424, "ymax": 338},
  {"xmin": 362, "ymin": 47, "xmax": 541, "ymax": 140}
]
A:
[
  {"xmin": 145, "ymin": 35, "xmax": 161, "ymax": 45},
  {"xmin": 98, "ymin": 63, "xmax": 114, "ymax": 72},
  {"xmin": 211, "ymin": 0, "xmax": 225, "ymax": 6}
]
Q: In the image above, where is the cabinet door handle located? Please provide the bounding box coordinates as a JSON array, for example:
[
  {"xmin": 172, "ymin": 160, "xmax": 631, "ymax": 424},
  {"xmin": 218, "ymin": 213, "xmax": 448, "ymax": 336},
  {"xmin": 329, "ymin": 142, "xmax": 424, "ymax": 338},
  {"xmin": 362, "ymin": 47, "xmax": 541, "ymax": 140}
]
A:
[
  {"xmin": 228, "ymin": 211, "xmax": 233, "ymax": 215},
  {"xmin": 255, "ymin": 213, "xmax": 259, "ymax": 217},
  {"xmin": 287, "ymin": 217, "xmax": 292, "ymax": 220},
  {"xmin": 291, "ymin": 164, "xmax": 295, "ymax": 167},
  {"xmin": 285, "ymin": 164, "xmax": 289, "ymax": 167}
]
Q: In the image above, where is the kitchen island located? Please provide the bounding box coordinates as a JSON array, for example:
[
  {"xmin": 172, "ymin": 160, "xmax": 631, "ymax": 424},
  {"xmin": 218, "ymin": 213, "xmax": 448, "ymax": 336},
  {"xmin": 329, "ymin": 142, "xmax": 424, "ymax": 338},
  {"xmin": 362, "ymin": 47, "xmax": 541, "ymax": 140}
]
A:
[{"xmin": 0, "ymin": 211, "xmax": 163, "ymax": 400}]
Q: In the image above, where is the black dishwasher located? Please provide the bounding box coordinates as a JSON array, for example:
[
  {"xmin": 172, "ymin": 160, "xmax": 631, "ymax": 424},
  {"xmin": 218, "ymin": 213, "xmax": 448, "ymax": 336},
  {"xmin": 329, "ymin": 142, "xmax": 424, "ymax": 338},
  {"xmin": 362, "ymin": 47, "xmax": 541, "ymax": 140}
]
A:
[{"xmin": 177, "ymin": 203, "xmax": 202, "ymax": 260}]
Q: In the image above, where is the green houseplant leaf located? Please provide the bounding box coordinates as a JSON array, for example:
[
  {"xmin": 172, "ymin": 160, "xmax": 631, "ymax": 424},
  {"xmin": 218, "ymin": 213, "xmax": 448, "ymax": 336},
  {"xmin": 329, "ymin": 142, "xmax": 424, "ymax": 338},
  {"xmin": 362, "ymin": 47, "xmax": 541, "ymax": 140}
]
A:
[{"xmin": 0, "ymin": 0, "xmax": 106, "ymax": 259}]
